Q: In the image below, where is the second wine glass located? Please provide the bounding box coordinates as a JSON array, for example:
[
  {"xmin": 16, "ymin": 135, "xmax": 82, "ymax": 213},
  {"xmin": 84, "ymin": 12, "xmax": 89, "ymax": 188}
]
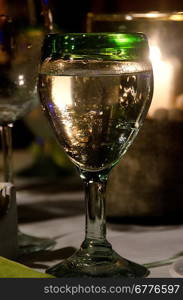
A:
[{"xmin": 0, "ymin": 5, "xmax": 55, "ymax": 254}]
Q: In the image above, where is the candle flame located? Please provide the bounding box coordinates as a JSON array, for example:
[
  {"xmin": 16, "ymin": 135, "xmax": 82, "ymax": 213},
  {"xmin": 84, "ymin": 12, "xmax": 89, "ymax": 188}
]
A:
[{"xmin": 148, "ymin": 44, "xmax": 174, "ymax": 117}]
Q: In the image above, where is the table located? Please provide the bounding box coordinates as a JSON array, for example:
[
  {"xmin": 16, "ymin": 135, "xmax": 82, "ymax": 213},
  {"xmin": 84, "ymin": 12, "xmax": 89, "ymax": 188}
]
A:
[{"xmin": 16, "ymin": 184, "xmax": 183, "ymax": 278}]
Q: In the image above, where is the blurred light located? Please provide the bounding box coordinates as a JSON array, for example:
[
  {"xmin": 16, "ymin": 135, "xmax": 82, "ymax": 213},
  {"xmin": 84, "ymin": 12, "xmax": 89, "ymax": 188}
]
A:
[
  {"xmin": 18, "ymin": 74, "xmax": 25, "ymax": 86},
  {"xmin": 149, "ymin": 44, "xmax": 174, "ymax": 116},
  {"xmin": 146, "ymin": 13, "xmax": 161, "ymax": 18},
  {"xmin": 132, "ymin": 12, "xmax": 167, "ymax": 19},
  {"xmin": 125, "ymin": 15, "xmax": 133, "ymax": 20},
  {"xmin": 169, "ymin": 13, "xmax": 183, "ymax": 21},
  {"xmin": 149, "ymin": 45, "xmax": 161, "ymax": 63},
  {"xmin": 19, "ymin": 80, "xmax": 24, "ymax": 86}
]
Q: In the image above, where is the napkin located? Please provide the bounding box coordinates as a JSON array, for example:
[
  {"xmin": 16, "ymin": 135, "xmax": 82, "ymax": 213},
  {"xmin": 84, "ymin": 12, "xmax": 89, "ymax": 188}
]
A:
[{"xmin": 0, "ymin": 256, "xmax": 54, "ymax": 278}]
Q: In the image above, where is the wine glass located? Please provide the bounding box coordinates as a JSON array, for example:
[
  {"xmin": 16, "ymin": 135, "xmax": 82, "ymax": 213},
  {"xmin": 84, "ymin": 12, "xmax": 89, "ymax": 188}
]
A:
[
  {"xmin": 38, "ymin": 33, "xmax": 153, "ymax": 277},
  {"xmin": 0, "ymin": 1, "xmax": 56, "ymax": 254}
]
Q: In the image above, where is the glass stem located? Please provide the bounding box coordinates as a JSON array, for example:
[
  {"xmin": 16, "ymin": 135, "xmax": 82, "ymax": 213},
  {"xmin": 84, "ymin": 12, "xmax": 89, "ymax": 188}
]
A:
[
  {"xmin": 83, "ymin": 173, "xmax": 108, "ymax": 242},
  {"xmin": 0, "ymin": 123, "xmax": 13, "ymax": 183}
]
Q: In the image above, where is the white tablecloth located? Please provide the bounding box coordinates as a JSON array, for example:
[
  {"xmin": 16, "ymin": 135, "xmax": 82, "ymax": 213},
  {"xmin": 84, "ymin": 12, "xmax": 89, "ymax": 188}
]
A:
[{"xmin": 16, "ymin": 189, "xmax": 183, "ymax": 278}]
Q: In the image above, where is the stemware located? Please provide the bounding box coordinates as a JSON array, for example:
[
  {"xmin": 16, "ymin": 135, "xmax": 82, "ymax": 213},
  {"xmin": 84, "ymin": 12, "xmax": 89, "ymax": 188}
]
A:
[
  {"xmin": 38, "ymin": 33, "xmax": 153, "ymax": 277},
  {"xmin": 0, "ymin": 1, "xmax": 55, "ymax": 254}
]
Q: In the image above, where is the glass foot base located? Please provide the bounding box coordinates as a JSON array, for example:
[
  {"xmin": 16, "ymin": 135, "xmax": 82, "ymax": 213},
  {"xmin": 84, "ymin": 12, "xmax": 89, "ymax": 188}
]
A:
[
  {"xmin": 18, "ymin": 231, "xmax": 56, "ymax": 255},
  {"xmin": 46, "ymin": 239, "xmax": 149, "ymax": 277}
]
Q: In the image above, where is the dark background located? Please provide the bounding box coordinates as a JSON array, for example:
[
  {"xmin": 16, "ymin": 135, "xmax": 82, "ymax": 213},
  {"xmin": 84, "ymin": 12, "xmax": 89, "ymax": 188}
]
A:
[{"xmin": 51, "ymin": 0, "xmax": 183, "ymax": 32}]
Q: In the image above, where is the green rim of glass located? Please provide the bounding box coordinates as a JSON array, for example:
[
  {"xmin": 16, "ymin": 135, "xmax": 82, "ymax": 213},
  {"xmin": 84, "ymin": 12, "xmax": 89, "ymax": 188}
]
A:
[{"xmin": 41, "ymin": 32, "xmax": 150, "ymax": 62}]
